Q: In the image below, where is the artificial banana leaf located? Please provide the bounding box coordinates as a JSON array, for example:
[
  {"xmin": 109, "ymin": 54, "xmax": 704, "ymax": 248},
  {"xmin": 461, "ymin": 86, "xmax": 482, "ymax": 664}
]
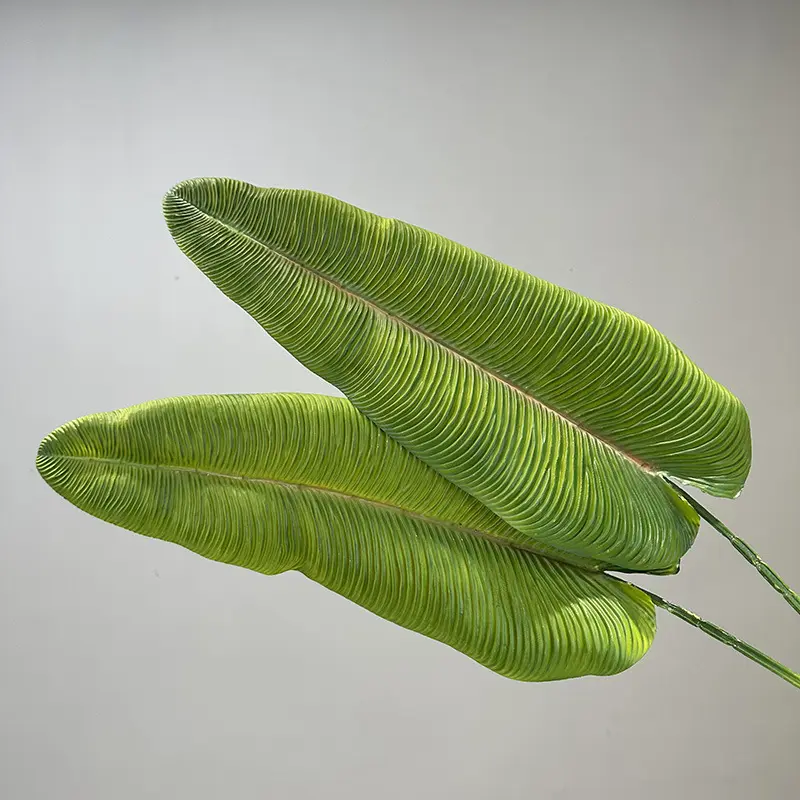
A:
[
  {"xmin": 36, "ymin": 393, "xmax": 655, "ymax": 681},
  {"xmin": 163, "ymin": 178, "xmax": 751, "ymax": 573}
]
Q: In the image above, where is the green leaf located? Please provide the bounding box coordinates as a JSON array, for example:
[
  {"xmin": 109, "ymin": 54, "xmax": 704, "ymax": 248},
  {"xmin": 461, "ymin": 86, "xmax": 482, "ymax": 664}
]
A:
[
  {"xmin": 163, "ymin": 177, "xmax": 750, "ymax": 572},
  {"xmin": 37, "ymin": 393, "xmax": 655, "ymax": 681}
]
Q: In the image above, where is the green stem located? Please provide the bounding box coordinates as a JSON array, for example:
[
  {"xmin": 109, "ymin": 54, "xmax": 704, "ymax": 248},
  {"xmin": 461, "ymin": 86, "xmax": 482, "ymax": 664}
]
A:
[
  {"xmin": 665, "ymin": 478, "xmax": 800, "ymax": 617},
  {"xmin": 617, "ymin": 579, "xmax": 800, "ymax": 690}
]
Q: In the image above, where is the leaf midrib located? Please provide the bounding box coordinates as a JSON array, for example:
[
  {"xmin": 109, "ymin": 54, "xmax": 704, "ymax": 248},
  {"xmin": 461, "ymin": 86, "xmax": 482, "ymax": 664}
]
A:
[
  {"xmin": 47, "ymin": 452, "xmax": 583, "ymax": 566},
  {"xmin": 180, "ymin": 195, "xmax": 656, "ymax": 476}
]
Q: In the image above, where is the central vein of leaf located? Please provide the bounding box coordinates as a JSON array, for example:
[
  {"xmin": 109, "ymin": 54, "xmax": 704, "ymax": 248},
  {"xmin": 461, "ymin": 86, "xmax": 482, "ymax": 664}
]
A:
[
  {"xmin": 52, "ymin": 453, "xmax": 573, "ymax": 564},
  {"xmin": 190, "ymin": 201, "xmax": 656, "ymax": 476}
]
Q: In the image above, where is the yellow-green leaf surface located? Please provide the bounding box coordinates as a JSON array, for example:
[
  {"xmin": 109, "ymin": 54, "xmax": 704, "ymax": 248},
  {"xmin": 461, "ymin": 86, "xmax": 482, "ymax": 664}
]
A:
[
  {"xmin": 163, "ymin": 178, "xmax": 750, "ymax": 572},
  {"xmin": 37, "ymin": 394, "xmax": 655, "ymax": 681}
]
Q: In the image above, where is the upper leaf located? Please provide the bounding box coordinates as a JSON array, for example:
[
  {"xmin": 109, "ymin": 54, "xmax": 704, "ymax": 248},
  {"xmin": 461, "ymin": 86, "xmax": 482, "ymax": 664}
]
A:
[
  {"xmin": 163, "ymin": 178, "xmax": 749, "ymax": 572},
  {"xmin": 37, "ymin": 393, "xmax": 655, "ymax": 681}
]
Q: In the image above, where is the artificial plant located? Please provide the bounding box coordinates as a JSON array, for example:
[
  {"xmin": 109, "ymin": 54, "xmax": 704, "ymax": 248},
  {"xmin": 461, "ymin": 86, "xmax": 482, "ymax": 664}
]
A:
[{"xmin": 37, "ymin": 178, "xmax": 799, "ymax": 688}]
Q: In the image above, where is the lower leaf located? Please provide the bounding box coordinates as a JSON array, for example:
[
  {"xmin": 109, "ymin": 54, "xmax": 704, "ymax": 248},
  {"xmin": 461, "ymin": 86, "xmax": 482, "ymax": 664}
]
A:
[{"xmin": 37, "ymin": 393, "xmax": 655, "ymax": 681}]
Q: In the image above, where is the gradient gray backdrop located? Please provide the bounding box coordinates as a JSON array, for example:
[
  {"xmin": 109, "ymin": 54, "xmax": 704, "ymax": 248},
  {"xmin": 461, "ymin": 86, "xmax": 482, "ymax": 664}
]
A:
[{"xmin": 2, "ymin": 2, "xmax": 798, "ymax": 798}]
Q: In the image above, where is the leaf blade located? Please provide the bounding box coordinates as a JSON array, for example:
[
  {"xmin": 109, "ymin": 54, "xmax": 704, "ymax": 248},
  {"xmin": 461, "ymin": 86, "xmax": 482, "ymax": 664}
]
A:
[
  {"xmin": 160, "ymin": 178, "xmax": 742, "ymax": 571},
  {"xmin": 37, "ymin": 393, "xmax": 655, "ymax": 681}
]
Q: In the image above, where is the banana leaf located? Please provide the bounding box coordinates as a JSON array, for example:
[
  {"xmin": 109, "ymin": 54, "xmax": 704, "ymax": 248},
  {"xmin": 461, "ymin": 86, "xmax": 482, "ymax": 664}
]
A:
[
  {"xmin": 37, "ymin": 393, "xmax": 655, "ymax": 681},
  {"xmin": 162, "ymin": 177, "xmax": 751, "ymax": 574}
]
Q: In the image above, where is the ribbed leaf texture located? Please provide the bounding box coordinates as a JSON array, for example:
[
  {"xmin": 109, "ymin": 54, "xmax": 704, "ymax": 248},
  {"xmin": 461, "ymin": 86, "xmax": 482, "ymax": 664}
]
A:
[
  {"xmin": 163, "ymin": 178, "xmax": 751, "ymax": 573},
  {"xmin": 37, "ymin": 394, "xmax": 655, "ymax": 681}
]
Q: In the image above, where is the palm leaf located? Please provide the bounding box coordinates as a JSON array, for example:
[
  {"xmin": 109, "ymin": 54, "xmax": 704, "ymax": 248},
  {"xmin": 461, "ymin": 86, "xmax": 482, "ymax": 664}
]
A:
[
  {"xmin": 36, "ymin": 393, "xmax": 656, "ymax": 681},
  {"xmin": 162, "ymin": 177, "xmax": 751, "ymax": 573}
]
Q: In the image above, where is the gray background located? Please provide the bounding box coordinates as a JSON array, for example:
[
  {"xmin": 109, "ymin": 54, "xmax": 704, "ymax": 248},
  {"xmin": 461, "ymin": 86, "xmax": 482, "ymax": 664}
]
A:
[{"xmin": 2, "ymin": 1, "xmax": 798, "ymax": 798}]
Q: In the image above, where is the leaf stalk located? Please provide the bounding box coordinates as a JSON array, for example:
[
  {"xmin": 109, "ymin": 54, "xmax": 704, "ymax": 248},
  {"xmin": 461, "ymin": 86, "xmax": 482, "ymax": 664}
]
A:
[
  {"xmin": 614, "ymin": 578, "xmax": 800, "ymax": 690},
  {"xmin": 666, "ymin": 478, "xmax": 800, "ymax": 616}
]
